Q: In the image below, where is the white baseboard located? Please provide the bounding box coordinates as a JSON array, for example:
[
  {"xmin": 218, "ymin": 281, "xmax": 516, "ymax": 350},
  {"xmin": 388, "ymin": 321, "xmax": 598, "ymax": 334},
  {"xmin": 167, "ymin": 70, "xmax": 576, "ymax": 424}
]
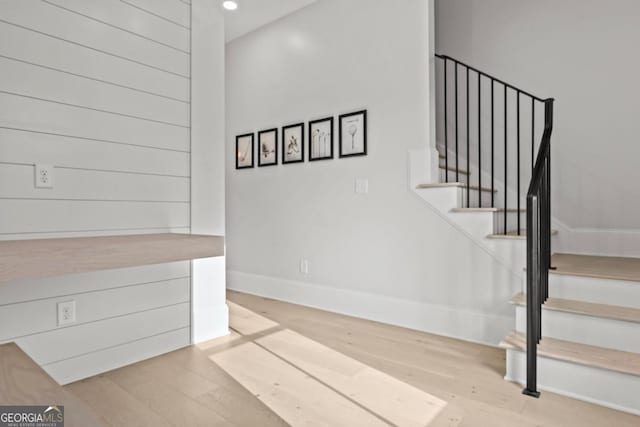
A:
[{"xmin": 227, "ymin": 270, "xmax": 512, "ymax": 347}]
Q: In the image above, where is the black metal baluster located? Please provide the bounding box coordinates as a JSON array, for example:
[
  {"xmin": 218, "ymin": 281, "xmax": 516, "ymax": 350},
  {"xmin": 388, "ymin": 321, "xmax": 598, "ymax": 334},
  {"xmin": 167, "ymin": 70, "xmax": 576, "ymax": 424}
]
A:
[
  {"xmin": 504, "ymin": 85, "xmax": 508, "ymax": 234},
  {"xmin": 523, "ymin": 192, "xmax": 540, "ymax": 398},
  {"xmin": 455, "ymin": 63, "xmax": 459, "ymax": 183},
  {"xmin": 531, "ymin": 97, "xmax": 535, "ymax": 173},
  {"xmin": 491, "ymin": 80, "xmax": 495, "ymax": 207},
  {"xmin": 466, "ymin": 67, "xmax": 470, "ymax": 207},
  {"xmin": 444, "ymin": 58, "xmax": 449, "ymax": 183},
  {"xmin": 478, "ymin": 72, "xmax": 482, "ymax": 207},
  {"xmin": 517, "ymin": 92, "xmax": 521, "ymax": 235}
]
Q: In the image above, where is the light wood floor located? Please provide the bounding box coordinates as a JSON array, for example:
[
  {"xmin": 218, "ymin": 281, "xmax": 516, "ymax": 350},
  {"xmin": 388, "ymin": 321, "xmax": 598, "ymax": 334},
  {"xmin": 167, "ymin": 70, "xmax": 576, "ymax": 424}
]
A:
[{"xmin": 65, "ymin": 291, "xmax": 640, "ymax": 426}]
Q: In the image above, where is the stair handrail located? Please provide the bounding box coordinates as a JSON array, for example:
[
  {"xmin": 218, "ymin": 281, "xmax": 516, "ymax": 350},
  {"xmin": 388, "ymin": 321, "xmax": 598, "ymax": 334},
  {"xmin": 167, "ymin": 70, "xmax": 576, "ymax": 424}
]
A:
[
  {"xmin": 435, "ymin": 53, "xmax": 554, "ymax": 236},
  {"xmin": 523, "ymin": 98, "xmax": 555, "ymax": 398}
]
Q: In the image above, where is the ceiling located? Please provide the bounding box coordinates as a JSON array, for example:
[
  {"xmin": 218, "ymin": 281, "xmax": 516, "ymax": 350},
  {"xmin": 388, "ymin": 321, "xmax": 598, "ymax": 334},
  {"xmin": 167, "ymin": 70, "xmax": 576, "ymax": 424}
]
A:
[{"xmin": 223, "ymin": 0, "xmax": 318, "ymax": 42}]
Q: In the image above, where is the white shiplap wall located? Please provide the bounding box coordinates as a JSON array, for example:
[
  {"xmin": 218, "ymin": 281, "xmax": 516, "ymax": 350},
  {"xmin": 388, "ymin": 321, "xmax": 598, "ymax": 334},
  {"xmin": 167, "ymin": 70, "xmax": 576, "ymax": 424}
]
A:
[{"xmin": 0, "ymin": 0, "xmax": 193, "ymax": 384}]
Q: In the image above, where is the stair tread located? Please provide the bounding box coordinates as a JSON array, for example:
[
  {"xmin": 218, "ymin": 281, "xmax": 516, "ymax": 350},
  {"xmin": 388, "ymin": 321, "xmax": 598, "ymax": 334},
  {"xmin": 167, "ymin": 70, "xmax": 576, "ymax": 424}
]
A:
[
  {"xmin": 451, "ymin": 207, "xmax": 526, "ymax": 213},
  {"xmin": 551, "ymin": 253, "xmax": 640, "ymax": 282},
  {"xmin": 416, "ymin": 182, "xmax": 497, "ymax": 192},
  {"xmin": 500, "ymin": 331, "xmax": 640, "ymax": 377},
  {"xmin": 487, "ymin": 229, "xmax": 559, "ymax": 240},
  {"xmin": 439, "ymin": 165, "xmax": 470, "ymax": 175},
  {"xmin": 511, "ymin": 292, "xmax": 640, "ymax": 323}
]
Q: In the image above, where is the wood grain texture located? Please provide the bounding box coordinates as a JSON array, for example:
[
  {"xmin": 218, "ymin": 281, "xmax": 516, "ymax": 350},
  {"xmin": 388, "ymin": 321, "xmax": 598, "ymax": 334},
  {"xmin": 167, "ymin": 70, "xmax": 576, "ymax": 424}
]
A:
[
  {"xmin": 511, "ymin": 292, "xmax": 640, "ymax": 323},
  {"xmin": 56, "ymin": 292, "xmax": 640, "ymax": 426},
  {"xmin": 501, "ymin": 332, "xmax": 640, "ymax": 377},
  {"xmin": 552, "ymin": 253, "xmax": 640, "ymax": 282},
  {"xmin": 0, "ymin": 343, "xmax": 105, "ymax": 426},
  {"xmin": 0, "ymin": 233, "xmax": 224, "ymax": 282}
]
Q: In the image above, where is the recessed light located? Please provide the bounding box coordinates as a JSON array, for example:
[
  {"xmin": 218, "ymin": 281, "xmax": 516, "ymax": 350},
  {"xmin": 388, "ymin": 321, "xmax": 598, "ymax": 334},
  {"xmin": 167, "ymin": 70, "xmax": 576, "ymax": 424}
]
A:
[{"xmin": 223, "ymin": 1, "xmax": 238, "ymax": 10}]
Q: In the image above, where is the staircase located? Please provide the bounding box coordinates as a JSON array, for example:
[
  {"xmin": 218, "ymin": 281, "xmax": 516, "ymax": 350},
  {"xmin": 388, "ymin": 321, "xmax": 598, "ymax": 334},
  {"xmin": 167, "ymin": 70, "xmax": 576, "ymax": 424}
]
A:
[{"xmin": 412, "ymin": 54, "xmax": 640, "ymax": 415}]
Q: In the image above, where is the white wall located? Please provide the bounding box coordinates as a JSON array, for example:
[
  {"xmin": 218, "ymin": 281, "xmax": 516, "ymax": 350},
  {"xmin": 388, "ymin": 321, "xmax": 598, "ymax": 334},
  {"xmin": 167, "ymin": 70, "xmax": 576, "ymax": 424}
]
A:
[
  {"xmin": 435, "ymin": 0, "xmax": 640, "ymax": 256},
  {"xmin": 226, "ymin": 0, "xmax": 519, "ymax": 345},
  {"xmin": 0, "ymin": 0, "xmax": 226, "ymax": 383}
]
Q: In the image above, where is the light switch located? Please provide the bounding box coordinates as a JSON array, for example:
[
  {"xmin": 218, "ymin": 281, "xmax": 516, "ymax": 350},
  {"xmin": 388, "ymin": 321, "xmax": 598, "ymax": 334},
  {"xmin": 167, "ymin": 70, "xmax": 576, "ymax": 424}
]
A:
[{"xmin": 355, "ymin": 178, "xmax": 369, "ymax": 194}]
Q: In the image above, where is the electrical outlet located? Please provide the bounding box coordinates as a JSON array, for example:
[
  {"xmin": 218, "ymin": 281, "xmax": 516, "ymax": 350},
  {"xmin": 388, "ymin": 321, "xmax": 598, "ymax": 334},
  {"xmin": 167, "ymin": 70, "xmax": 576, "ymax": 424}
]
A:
[
  {"xmin": 299, "ymin": 259, "xmax": 309, "ymax": 275},
  {"xmin": 35, "ymin": 164, "xmax": 54, "ymax": 188},
  {"xmin": 57, "ymin": 300, "xmax": 76, "ymax": 326}
]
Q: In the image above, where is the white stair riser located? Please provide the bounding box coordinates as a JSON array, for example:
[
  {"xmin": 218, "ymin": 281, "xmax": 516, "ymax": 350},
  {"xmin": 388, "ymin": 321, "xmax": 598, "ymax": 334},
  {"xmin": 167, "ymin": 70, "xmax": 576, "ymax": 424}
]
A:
[
  {"xmin": 505, "ymin": 348, "xmax": 640, "ymax": 416},
  {"xmin": 439, "ymin": 168, "xmax": 469, "ymax": 184},
  {"xmin": 546, "ymin": 274, "xmax": 640, "ymax": 308},
  {"xmin": 493, "ymin": 211, "xmax": 527, "ymax": 235},
  {"xmin": 414, "ymin": 187, "xmax": 459, "ymax": 213},
  {"xmin": 515, "ymin": 306, "xmax": 640, "ymax": 353},
  {"xmin": 450, "ymin": 211, "xmax": 494, "ymax": 236},
  {"xmin": 461, "ymin": 188, "xmax": 494, "ymax": 209}
]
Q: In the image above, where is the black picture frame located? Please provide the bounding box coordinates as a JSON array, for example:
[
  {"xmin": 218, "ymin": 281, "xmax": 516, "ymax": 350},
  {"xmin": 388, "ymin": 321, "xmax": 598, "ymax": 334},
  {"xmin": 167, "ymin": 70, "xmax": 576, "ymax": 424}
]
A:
[
  {"xmin": 339, "ymin": 110, "xmax": 367, "ymax": 158},
  {"xmin": 308, "ymin": 117, "xmax": 334, "ymax": 161},
  {"xmin": 282, "ymin": 123, "xmax": 305, "ymax": 164},
  {"xmin": 258, "ymin": 128, "xmax": 278, "ymax": 167},
  {"xmin": 235, "ymin": 133, "xmax": 254, "ymax": 169}
]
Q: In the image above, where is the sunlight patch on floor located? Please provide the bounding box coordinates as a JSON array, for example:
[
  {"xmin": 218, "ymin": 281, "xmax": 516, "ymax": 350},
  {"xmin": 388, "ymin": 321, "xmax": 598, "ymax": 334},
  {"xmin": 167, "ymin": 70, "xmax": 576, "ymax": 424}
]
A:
[
  {"xmin": 206, "ymin": 301, "xmax": 447, "ymax": 426},
  {"xmin": 227, "ymin": 300, "xmax": 279, "ymax": 335}
]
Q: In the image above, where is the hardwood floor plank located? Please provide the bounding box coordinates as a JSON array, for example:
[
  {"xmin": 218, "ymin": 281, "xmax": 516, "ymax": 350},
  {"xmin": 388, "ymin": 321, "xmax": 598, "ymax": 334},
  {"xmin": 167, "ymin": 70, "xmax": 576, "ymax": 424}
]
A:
[
  {"xmin": 257, "ymin": 329, "xmax": 447, "ymax": 426},
  {"xmin": 66, "ymin": 376, "xmax": 171, "ymax": 427},
  {"xmin": 210, "ymin": 341, "xmax": 390, "ymax": 426},
  {"xmin": 227, "ymin": 300, "xmax": 279, "ymax": 335}
]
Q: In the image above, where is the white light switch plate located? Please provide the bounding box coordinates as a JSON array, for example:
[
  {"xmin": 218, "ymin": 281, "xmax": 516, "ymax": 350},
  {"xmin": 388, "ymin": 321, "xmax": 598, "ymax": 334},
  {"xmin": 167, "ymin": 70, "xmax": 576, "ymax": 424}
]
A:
[
  {"xmin": 355, "ymin": 178, "xmax": 369, "ymax": 194},
  {"xmin": 35, "ymin": 164, "xmax": 54, "ymax": 188}
]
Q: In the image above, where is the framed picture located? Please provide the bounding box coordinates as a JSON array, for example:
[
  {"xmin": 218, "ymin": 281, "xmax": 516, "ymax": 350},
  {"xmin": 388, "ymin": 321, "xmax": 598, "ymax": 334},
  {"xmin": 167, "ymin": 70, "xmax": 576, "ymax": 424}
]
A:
[
  {"xmin": 282, "ymin": 123, "xmax": 305, "ymax": 164},
  {"xmin": 309, "ymin": 117, "xmax": 333, "ymax": 161},
  {"xmin": 258, "ymin": 128, "xmax": 278, "ymax": 167},
  {"xmin": 235, "ymin": 133, "xmax": 254, "ymax": 169},
  {"xmin": 339, "ymin": 110, "xmax": 367, "ymax": 157}
]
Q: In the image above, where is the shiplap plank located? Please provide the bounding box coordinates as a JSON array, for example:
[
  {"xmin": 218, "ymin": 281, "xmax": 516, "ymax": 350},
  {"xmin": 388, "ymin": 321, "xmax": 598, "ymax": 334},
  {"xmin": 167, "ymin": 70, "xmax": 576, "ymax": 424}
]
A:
[
  {"xmin": 19, "ymin": 303, "xmax": 189, "ymax": 365},
  {"xmin": 0, "ymin": 200, "xmax": 189, "ymax": 233},
  {"xmin": 0, "ymin": 261, "xmax": 190, "ymax": 306},
  {"xmin": 0, "ymin": 92, "xmax": 189, "ymax": 152},
  {"xmin": 0, "ymin": 56, "xmax": 189, "ymax": 126},
  {"xmin": 121, "ymin": 0, "xmax": 190, "ymax": 28},
  {"xmin": 0, "ymin": 164, "xmax": 189, "ymax": 202},
  {"xmin": 0, "ymin": 278, "xmax": 189, "ymax": 341},
  {"xmin": 0, "ymin": 1, "xmax": 189, "ymax": 77},
  {"xmin": 45, "ymin": 327, "xmax": 190, "ymax": 385},
  {"xmin": 0, "ymin": 22, "xmax": 189, "ymax": 101},
  {"xmin": 46, "ymin": 0, "xmax": 190, "ymax": 52},
  {"xmin": 0, "ymin": 128, "xmax": 189, "ymax": 177}
]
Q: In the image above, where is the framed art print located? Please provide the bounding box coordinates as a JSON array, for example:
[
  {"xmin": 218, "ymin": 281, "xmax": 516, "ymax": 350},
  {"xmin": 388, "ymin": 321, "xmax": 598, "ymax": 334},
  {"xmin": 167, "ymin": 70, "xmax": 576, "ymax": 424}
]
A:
[
  {"xmin": 339, "ymin": 110, "xmax": 367, "ymax": 157},
  {"xmin": 258, "ymin": 128, "xmax": 278, "ymax": 167},
  {"xmin": 309, "ymin": 117, "xmax": 333, "ymax": 161},
  {"xmin": 236, "ymin": 133, "xmax": 254, "ymax": 169},
  {"xmin": 282, "ymin": 123, "xmax": 305, "ymax": 164}
]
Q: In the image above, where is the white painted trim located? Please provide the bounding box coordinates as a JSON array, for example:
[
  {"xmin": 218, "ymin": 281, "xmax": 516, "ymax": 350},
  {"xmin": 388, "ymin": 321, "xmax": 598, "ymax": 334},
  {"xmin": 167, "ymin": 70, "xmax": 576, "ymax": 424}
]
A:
[{"xmin": 227, "ymin": 270, "xmax": 512, "ymax": 347}]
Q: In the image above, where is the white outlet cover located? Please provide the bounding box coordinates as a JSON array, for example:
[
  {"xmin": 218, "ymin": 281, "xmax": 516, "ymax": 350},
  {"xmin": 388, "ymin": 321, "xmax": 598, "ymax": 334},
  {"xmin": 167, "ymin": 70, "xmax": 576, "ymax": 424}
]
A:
[
  {"xmin": 57, "ymin": 300, "xmax": 76, "ymax": 326},
  {"xmin": 35, "ymin": 164, "xmax": 54, "ymax": 189}
]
